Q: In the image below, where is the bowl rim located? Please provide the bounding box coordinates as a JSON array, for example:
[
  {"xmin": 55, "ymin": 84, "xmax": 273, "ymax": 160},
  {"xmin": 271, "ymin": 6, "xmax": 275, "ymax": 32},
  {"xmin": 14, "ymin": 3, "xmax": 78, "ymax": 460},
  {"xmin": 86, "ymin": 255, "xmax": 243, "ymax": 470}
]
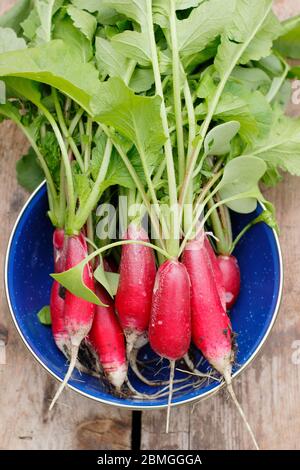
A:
[{"xmin": 5, "ymin": 181, "xmax": 284, "ymax": 410}]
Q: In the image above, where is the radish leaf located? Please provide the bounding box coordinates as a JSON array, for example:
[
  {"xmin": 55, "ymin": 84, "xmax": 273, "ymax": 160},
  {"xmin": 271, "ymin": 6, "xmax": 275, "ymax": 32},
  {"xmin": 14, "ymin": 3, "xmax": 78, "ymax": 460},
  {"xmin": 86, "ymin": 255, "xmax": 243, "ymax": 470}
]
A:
[
  {"xmin": 52, "ymin": 261, "xmax": 105, "ymax": 306},
  {"xmin": 67, "ymin": 5, "xmax": 97, "ymax": 41},
  {"xmin": 0, "ymin": 40, "xmax": 101, "ymax": 111},
  {"xmin": 219, "ymin": 156, "xmax": 267, "ymax": 213},
  {"xmin": 37, "ymin": 305, "xmax": 51, "ymax": 325},
  {"xmin": 204, "ymin": 121, "xmax": 240, "ymax": 156},
  {"xmin": 94, "ymin": 265, "xmax": 120, "ymax": 298},
  {"xmin": 91, "ymin": 77, "xmax": 166, "ymax": 162},
  {"xmin": 16, "ymin": 147, "xmax": 44, "ymax": 192},
  {"xmin": 0, "ymin": 27, "xmax": 27, "ymax": 52},
  {"xmin": 244, "ymin": 114, "xmax": 300, "ymax": 176}
]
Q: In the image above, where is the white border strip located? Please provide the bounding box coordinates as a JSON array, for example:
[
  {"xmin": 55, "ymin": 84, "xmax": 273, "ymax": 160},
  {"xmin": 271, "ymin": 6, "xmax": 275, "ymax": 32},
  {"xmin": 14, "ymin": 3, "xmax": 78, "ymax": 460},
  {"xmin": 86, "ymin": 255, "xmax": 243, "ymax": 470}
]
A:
[{"xmin": 5, "ymin": 182, "xmax": 284, "ymax": 410}]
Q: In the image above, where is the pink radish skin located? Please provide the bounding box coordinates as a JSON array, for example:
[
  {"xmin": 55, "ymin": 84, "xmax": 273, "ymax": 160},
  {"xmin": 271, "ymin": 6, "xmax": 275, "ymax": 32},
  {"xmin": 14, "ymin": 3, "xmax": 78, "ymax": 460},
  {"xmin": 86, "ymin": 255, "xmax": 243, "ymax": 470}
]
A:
[
  {"xmin": 50, "ymin": 233, "xmax": 95, "ymax": 410},
  {"xmin": 182, "ymin": 240, "xmax": 259, "ymax": 449},
  {"xmin": 182, "ymin": 239, "xmax": 232, "ymax": 374},
  {"xmin": 87, "ymin": 285, "xmax": 127, "ymax": 390},
  {"xmin": 103, "ymin": 257, "xmax": 118, "ymax": 274},
  {"xmin": 50, "ymin": 281, "xmax": 69, "ymax": 354},
  {"xmin": 149, "ymin": 259, "xmax": 191, "ymax": 433},
  {"xmin": 50, "ymin": 229, "xmax": 69, "ymax": 353},
  {"xmin": 115, "ymin": 221, "xmax": 156, "ymax": 353},
  {"xmin": 149, "ymin": 260, "xmax": 191, "ymax": 361},
  {"xmin": 204, "ymin": 235, "xmax": 226, "ymax": 310},
  {"xmin": 53, "ymin": 228, "xmax": 66, "ymax": 273},
  {"xmin": 218, "ymin": 255, "xmax": 241, "ymax": 309},
  {"xmin": 63, "ymin": 234, "xmax": 95, "ymax": 347}
]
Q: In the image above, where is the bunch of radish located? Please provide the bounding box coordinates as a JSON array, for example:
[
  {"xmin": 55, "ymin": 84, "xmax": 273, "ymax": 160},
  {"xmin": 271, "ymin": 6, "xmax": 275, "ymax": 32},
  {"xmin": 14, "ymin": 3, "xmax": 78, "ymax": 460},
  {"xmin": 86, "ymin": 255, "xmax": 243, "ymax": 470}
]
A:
[{"xmin": 4, "ymin": 0, "xmax": 297, "ymax": 451}]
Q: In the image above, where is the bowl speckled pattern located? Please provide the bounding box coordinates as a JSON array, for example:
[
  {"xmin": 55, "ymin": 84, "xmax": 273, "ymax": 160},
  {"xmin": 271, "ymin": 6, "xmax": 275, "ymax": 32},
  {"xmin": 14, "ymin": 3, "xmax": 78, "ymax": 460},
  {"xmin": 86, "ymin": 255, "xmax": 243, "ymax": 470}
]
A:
[{"xmin": 5, "ymin": 183, "xmax": 283, "ymax": 409}]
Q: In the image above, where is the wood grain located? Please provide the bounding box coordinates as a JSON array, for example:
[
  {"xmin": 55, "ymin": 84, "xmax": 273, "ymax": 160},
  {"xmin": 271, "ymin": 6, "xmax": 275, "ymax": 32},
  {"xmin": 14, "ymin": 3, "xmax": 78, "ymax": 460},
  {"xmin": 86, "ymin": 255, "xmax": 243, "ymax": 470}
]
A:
[{"xmin": 1, "ymin": 0, "xmax": 300, "ymax": 451}]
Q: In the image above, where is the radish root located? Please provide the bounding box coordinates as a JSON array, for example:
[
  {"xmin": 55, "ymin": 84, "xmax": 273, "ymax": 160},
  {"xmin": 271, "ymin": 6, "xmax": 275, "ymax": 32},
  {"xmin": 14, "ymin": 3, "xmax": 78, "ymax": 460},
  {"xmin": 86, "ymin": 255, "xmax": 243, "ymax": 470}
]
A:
[
  {"xmin": 224, "ymin": 369, "xmax": 259, "ymax": 450},
  {"xmin": 166, "ymin": 360, "xmax": 175, "ymax": 434},
  {"xmin": 49, "ymin": 343, "xmax": 79, "ymax": 411},
  {"xmin": 130, "ymin": 350, "xmax": 187, "ymax": 387}
]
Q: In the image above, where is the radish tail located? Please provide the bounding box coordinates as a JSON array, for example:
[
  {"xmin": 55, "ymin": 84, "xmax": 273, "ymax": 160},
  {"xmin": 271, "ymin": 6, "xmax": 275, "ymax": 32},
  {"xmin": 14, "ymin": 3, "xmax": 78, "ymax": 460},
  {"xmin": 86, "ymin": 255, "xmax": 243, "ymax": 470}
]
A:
[
  {"xmin": 224, "ymin": 370, "xmax": 259, "ymax": 450},
  {"xmin": 130, "ymin": 350, "xmax": 187, "ymax": 387},
  {"xmin": 166, "ymin": 360, "xmax": 175, "ymax": 434},
  {"xmin": 183, "ymin": 354, "xmax": 219, "ymax": 381},
  {"xmin": 49, "ymin": 344, "xmax": 79, "ymax": 411}
]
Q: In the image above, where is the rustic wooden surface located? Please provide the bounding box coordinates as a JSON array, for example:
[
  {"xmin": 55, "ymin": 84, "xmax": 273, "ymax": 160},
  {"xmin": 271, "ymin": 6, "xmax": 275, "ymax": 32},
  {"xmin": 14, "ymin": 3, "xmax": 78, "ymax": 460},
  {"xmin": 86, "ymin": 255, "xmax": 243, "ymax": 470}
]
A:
[{"xmin": 1, "ymin": 0, "xmax": 300, "ymax": 451}]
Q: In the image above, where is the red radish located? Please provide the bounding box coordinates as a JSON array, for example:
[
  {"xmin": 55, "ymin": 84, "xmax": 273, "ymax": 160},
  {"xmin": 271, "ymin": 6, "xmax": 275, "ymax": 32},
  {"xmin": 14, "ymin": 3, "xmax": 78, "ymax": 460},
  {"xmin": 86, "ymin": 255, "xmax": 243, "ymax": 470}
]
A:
[
  {"xmin": 115, "ymin": 221, "xmax": 156, "ymax": 354},
  {"xmin": 204, "ymin": 235, "xmax": 226, "ymax": 310},
  {"xmin": 103, "ymin": 256, "xmax": 118, "ymax": 273},
  {"xmin": 182, "ymin": 239, "xmax": 259, "ymax": 449},
  {"xmin": 87, "ymin": 284, "xmax": 127, "ymax": 390},
  {"xmin": 149, "ymin": 259, "xmax": 191, "ymax": 432},
  {"xmin": 50, "ymin": 229, "xmax": 69, "ymax": 353},
  {"xmin": 50, "ymin": 281, "xmax": 69, "ymax": 354},
  {"xmin": 53, "ymin": 228, "xmax": 66, "ymax": 274},
  {"xmin": 50, "ymin": 233, "xmax": 95, "ymax": 410},
  {"xmin": 218, "ymin": 255, "xmax": 241, "ymax": 309}
]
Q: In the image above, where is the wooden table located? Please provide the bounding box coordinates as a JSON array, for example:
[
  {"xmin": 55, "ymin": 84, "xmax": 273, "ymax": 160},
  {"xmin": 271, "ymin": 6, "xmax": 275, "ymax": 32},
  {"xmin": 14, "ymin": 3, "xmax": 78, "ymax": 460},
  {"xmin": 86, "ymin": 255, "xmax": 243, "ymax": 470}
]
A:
[{"xmin": 1, "ymin": 0, "xmax": 300, "ymax": 451}]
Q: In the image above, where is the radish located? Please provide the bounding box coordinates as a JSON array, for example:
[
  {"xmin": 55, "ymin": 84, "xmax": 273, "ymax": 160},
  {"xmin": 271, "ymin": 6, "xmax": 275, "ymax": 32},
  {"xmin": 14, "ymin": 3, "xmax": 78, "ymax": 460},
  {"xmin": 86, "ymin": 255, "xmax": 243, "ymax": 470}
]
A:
[
  {"xmin": 204, "ymin": 235, "xmax": 226, "ymax": 310},
  {"xmin": 50, "ymin": 229, "xmax": 69, "ymax": 353},
  {"xmin": 218, "ymin": 255, "xmax": 241, "ymax": 309},
  {"xmin": 149, "ymin": 259, "xmax": 191, "ymax": 432},
  {"xmin": 87, "ymin": 284, "xmax": 127, "ymax": 390},
  {"xmin": 182, "ymin": 239, "xmax": 259, "ymax": 449},
  {"xmin": 115, "ymin": 221, "xmax": 156, "ymax": 354},
  {"xmin": 53, "ymin": 228, "xmax": 66, "ymax": 273},
  {"xmin": 50, "ymin": 281, "xmax": 69, "ymax": 354},
  {"xmin": 50, "ymin": 233, "xmax": 95, "ymax": 410}
]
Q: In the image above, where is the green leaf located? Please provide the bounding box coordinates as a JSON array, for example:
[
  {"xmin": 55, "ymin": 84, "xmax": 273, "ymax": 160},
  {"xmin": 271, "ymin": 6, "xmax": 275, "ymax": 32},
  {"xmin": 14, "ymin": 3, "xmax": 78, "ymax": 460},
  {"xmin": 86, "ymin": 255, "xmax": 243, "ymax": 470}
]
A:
[
  {"xmin": 16, "ymin": 147, "xmax": 44, "ymax": 192},
  {"xmin": 103, "ymin": 0, "xmax": 148, "ymax": 29},
  {"xmin": 91, "ymin": 77, "xmax": 166, "ymax": 162},
  {"xmin": 0, "ymin": 0, "xmax": 32, "ymax": 35},
  {"xmin": 230, "ymin": 66, "xmax": 271, "ymax": 92},
  {"xmin": 71, "ymin": 0, "xmax": 101, "ymax": 12},
  {"xmin": 204, "ymin": 121, "xmax": 240, "ymax": 156},
  {"xmin": 245, "ymin": 114, "xmax": 300, "ymax": 177},
  {"xmin": 95, "ymin": 36, "xmax": 129, "ymax": 79},
  {"xmin": 215, "ymin": 1, "xmax": 282, "ymax": 79},
  {"xmin": 112, "ymin": 31, "xmax": 151, "ymax": 66},
  {"xmin": 21, "ymin": 8, "xmax": 40, "ymax": 41},
  {"xmin": 35, "ymin": 0, "xmax": 58, "ymax": 43},
  {"xmin": 0, "ymin": 40, "xmax": 101, "ymax": 112},
  {"xmin": 0, "ymin": 27, "xmax": 27, "ymax": 53},
  {"xmin": 74, "ymin": 173, "xmax": 93, "ymax": 208},
  {"xmin": 37, "ymin": 305, "xmax": 51, "ymax": 325},
  {"xmin": 176, "ymin": 0, "xmax": 234, "ymax": 57},
  {"xmin": 21, "ymin": 0, "xmax": 64, "ymax": 44},
  {"xmin": 94, "ymin": 264, "xmax": 120, "ymax": 298},
  {"xmin": 67, "ymin": 5, "xmax": 97, "ymax": 41},
  {"xmin": 219, "ymin": 156, "xmax": 267, "ymax": 213},
  {"xmin": 52, "ymin": 261, "xmax": 105, "ymax": 306},
  {"xmin": 53, "ymin": 16, "xmax": 93, "ymax": 62},
  {"xmin": 153, "ymin": 0, "xmax": 204, "ymax": 28},
  {"xmin": 129, "ymin": 67, "xmax": 154, "ymax": 93},
  {"xmin": 274, "ymin": 15, "xmax": 300, "ymax": 59}
]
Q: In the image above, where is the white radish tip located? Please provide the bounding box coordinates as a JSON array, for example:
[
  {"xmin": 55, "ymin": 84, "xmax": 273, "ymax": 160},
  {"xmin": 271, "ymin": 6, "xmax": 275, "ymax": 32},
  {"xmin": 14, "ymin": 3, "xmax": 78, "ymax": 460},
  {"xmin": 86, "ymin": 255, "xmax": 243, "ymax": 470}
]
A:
[
  {"xmin": 124, "ymin": 329, "xmax": 141, "ymax": 358},
  {"xmin": 106, "ymin": 363, "xmax": 128, "ymax": 390}
]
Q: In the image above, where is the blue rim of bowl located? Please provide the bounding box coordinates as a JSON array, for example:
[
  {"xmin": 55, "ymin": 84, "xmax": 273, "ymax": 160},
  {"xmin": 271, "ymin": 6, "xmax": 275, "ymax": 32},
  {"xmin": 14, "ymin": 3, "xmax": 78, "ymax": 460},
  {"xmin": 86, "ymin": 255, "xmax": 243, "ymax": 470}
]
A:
[{"xmin": 5, "ymin": 181, "xmax": 284, "ymax": 410}]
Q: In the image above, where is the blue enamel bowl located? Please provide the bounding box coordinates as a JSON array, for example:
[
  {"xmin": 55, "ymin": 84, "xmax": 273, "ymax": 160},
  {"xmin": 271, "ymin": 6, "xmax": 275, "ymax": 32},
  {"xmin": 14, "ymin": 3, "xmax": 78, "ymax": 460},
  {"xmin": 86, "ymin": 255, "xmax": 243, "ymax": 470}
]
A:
[{"xmin": 5, "ymin": 183, "xmax": 283, "ymax": 409}]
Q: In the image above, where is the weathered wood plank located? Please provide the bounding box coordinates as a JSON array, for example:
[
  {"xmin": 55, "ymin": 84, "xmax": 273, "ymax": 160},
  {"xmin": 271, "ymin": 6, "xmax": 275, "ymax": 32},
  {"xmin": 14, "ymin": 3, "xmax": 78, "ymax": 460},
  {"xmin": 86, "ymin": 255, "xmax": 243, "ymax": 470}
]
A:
[{"xmin": 141, "ymin": 0, "xmax": 300, "ymax": 451}]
